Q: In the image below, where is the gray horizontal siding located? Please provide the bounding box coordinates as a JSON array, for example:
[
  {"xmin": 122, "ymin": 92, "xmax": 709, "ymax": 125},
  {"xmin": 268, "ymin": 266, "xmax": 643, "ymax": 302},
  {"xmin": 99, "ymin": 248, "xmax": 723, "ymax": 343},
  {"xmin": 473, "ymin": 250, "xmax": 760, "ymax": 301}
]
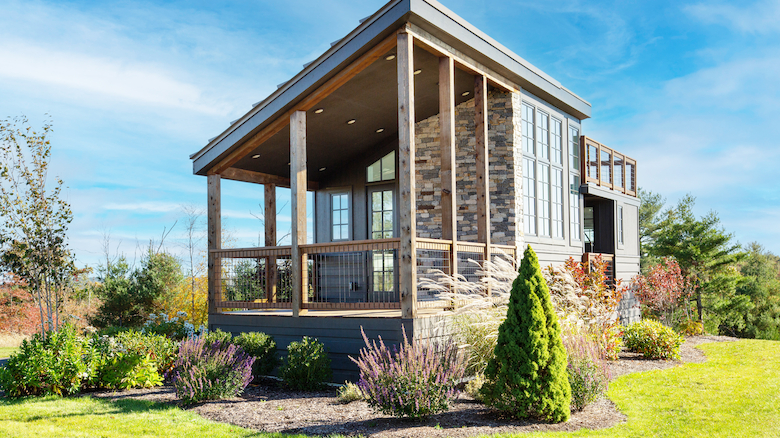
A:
[{"xmin": 210, "ymin": 313, "xmax": 453, "ymax": 382}]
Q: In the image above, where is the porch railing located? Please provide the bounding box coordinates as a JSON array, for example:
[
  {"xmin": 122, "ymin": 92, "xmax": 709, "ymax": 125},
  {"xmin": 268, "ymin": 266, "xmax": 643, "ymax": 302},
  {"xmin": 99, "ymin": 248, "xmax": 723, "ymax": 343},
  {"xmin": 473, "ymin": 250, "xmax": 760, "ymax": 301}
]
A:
[
  {"xmin": 581, "ymin": 136, "xmax": 637, "ymax": 197},
  {"xmin": 582, "ymin": 252, "xmax": 615, "ymax": 284},
  {"xmin": 211, "ymin": 238, "xmax": 518, "ymax": 312}
]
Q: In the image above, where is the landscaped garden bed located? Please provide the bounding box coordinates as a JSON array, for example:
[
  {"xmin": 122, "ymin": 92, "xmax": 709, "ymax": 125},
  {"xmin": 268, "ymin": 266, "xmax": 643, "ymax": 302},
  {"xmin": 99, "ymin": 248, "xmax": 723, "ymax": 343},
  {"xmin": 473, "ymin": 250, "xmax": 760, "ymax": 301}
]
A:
[{"xmin": 83, "ymin": 335, "xmax": 735, "ymax": 438}]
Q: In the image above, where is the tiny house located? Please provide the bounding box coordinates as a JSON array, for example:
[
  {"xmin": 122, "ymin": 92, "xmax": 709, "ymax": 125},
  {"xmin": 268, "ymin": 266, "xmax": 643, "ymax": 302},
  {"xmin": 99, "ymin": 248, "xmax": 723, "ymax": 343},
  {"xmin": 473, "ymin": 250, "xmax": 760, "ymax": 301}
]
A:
[{"xmin": 189, "ymin": 0, "xmax": 640, "ymax": 381}]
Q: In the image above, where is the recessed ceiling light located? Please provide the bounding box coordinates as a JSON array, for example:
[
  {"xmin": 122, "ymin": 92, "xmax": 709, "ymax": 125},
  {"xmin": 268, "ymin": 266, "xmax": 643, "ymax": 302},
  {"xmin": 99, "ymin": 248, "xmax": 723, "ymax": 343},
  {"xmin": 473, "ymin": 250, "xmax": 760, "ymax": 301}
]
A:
[
  {"xmin": 462, "ymin": 91, "xmax": 470, "ymax": 96},
  {"xmin": 376, "ymin": 128, "xmax": 384, "ymax": 133},
  {"xmin": 347, "ymin": 119, "xmax": 356, "ymax": 125},
  {"xmin": 252, "ymin": 154, "xmax": 260, "ymax": 159},
  {"xmin": 314, "ymin": 108, "xmax": 324, "ymax": 114},
  {"xmin": 319, "ymin": 167, "xmax": 326, "ymax": 172},
  {"xmin": 385, "ymin": 54, "xmax": 396, "ymax": 61},
  {"xmin": 413, "ymin": 69, "xmax": 422, "ymax": 75}
]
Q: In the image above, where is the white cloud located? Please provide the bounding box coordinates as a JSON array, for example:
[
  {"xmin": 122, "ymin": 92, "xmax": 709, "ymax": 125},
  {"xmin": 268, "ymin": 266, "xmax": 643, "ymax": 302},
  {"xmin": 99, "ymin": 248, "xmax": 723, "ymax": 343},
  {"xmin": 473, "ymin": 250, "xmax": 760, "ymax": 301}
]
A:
[
  {"xmin": 686, "ymin": 0, "xmax": 780, "ymax": 34},
  {"xmin": 0, "ymin": 43, "xmax": 228, "ymax": 115}
]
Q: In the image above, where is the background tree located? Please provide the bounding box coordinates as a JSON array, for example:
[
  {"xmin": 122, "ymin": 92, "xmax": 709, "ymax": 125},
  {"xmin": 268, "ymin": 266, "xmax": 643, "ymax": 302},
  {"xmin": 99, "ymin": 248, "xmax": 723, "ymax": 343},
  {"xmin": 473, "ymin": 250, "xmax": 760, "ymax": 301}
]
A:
[
  {"xmin": 651, "ymin": 195, "xmax": 743, "ymax": 326},
  {"xmin": 638, "ymin": 188, "xmax": 665, "ymax": 272},
  {"xmin": 90, "ymin": 250, "xmax": 183, "ymax": 328},
  {"xmin": 0, "ymin": 116, "xmax": 75, "ymax": 337},
  {"xmin": 481, "ymin": 245, "xmax": 571, "ymax": 422},
  {"xmin": 716, "ymin": 243, "xmax": 780, "ymax": 339},
  {"xmin": 180, "ymin": 205, "xmax": 204, "ymax": 324}
]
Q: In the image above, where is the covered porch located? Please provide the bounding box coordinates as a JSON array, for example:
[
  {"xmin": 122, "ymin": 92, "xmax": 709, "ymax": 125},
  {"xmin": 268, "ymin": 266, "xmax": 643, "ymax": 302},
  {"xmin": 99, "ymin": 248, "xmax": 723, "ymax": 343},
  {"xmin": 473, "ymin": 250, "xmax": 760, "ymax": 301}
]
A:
[{"xmin": 203, "ymin": 25, "xmax": 520, "ymax": 320}]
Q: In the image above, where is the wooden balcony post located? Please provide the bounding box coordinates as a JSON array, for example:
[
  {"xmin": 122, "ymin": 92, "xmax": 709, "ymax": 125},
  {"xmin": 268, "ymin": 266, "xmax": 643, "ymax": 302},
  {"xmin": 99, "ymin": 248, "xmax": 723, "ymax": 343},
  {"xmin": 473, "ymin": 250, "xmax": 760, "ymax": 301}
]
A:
[
  {"xmin": 207, "ymin": 174, "xmax": 222, "ymax": 317},
  {"xmin": 290, "ymin": 110, "xmax": 308, "ymax": 317},
  {"xmin": 475, "ymin": 75, "xmax": 491, "ymax": 265},
  {"xmin": 264, "ymin": 183, "xmax": 277, "ymax": 302},
  {"xmin": 398, "ymin": 30, "xmax": 417, "ymax": 319},
  {"xmin": 439, "ymin": 56, "xmax": 458, "ymax": 280}
]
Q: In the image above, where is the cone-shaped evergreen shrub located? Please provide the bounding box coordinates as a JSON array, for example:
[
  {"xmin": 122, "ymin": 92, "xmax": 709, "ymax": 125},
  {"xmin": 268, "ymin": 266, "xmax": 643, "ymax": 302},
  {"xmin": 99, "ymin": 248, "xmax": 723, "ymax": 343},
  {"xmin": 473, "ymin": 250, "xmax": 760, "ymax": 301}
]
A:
[{"xmin": 480, "ymin": 245, "xmax": 571, "ymax": 422}]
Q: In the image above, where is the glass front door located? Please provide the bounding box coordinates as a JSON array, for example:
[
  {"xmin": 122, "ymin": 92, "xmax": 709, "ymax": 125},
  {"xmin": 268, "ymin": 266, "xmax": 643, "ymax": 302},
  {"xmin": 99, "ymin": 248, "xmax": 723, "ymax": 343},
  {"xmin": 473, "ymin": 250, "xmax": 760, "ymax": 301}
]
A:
[{"xmin": 368, "ymin": 187, "xmax": 396, "ymax": 301}]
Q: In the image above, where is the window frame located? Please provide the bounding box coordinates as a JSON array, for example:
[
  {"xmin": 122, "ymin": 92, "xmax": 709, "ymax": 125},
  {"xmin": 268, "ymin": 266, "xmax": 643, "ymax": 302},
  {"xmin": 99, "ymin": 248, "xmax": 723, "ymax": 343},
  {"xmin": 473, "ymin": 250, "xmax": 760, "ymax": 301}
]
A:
[{"xmin": 328, "ymin": 190, "xmax": 351, "ymax": 242}]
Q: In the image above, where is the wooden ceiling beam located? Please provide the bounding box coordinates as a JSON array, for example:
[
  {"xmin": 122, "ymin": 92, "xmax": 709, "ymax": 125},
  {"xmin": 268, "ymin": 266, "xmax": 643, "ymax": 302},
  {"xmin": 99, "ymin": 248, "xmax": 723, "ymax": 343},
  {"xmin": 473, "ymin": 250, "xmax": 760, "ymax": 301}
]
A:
[{"xmin": 220, "ymin": 167, "xmax": 320, "ymax": 190}]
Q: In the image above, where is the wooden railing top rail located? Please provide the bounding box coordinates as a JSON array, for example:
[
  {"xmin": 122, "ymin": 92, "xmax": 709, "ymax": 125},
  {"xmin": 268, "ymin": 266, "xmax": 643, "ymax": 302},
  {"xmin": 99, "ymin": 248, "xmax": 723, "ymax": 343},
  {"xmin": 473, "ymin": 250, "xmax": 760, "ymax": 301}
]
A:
[{"xmin": 211, "ymin": 246, "xmax": 292, "ymax": 257}]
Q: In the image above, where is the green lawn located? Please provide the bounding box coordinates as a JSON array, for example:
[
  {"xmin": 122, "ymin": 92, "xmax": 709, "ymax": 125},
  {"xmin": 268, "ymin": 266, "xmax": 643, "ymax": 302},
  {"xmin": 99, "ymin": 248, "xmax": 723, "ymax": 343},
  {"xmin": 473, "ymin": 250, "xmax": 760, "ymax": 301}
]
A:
[
  {"xmin": 512, "ymin": 340, "xmax": 780, "ymax": 438},
  {"xmin": 1, "ymin": 340, "xmax": 778, "ymax": 438},
  {"xmin": 0, "ymin": 347, "xmax": 17, "ymax": 358}
]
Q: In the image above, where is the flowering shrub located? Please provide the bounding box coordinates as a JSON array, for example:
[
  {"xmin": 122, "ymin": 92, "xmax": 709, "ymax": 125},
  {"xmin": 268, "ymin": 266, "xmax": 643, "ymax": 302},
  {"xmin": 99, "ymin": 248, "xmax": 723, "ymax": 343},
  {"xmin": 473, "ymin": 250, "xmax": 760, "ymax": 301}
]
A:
[
  {"xmin": 562, "ymin": 329, "xmax": 611, "ymax": 411},
  {"xmin": 595, "ymin": 325, "xmax": 624, "ymax": 361},
  {"xmin": 0, "ymin": 325, "xmax": 93, "ymax": 397},
  {"xmin": 352, "ymin": 327, "xmax": 465, "ymax": 419},
  {"xmin": 170, "ymin": 337, "xmax": 255, "ymax": 405},
  {"xmin": 280, "ymin": 336, "xmax": 332, "ymax": 390},
  {"xmin": 623, "ymin": 319, "xmax": 684, "ymax": 360},
  {"xmin": 633, "ymin": 258, "xmax": 696, "ymax": 326}
]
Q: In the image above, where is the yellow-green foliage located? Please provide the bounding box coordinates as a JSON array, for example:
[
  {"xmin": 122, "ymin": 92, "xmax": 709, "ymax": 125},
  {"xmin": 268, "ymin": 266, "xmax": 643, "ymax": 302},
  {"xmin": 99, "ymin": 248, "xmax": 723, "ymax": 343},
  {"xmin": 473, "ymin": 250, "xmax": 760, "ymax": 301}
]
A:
[
  {"xmin": 336, "ymin": 381, "xmax": 364, "ymax": 404},
  {"xmin": 481, "ymin": 245, "xmax": 571, "ymax": 422},
  {"xmin": 623, "ymin": 319, "xmax": 684, "ymax": 360}
]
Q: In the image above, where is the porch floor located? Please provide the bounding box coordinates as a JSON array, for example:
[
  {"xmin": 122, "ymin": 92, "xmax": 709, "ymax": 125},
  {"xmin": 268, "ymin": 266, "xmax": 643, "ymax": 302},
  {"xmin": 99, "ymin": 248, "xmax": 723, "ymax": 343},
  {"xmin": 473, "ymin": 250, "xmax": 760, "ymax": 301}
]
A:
[{"xmin": 221, "ymin": 307, "xmax": 448, "ymax": 319}]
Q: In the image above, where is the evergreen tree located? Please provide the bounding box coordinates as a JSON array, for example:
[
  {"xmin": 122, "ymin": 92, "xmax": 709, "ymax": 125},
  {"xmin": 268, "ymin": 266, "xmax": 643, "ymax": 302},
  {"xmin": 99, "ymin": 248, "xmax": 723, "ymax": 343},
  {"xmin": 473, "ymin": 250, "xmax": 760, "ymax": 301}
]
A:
[{"xmin": 480, "ymin": 245, "xmax": 571, "ymax": 422}]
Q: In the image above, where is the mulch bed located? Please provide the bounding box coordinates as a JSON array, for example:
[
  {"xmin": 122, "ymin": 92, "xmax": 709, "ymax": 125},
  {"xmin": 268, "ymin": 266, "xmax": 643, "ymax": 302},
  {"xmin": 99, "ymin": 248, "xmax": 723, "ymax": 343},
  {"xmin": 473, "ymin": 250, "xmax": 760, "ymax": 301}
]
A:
[{"xmin": 90, "ymin": 335, "xmax": 738, "ymax": 437}]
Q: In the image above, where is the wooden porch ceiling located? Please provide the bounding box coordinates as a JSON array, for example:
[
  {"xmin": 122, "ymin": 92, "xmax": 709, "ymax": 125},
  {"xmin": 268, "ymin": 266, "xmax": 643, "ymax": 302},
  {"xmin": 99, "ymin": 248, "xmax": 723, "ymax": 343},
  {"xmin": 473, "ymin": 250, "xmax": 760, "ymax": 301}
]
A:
[{"xmin": 227, "ymin": 43, "xmax": 482, "ymax": 185}]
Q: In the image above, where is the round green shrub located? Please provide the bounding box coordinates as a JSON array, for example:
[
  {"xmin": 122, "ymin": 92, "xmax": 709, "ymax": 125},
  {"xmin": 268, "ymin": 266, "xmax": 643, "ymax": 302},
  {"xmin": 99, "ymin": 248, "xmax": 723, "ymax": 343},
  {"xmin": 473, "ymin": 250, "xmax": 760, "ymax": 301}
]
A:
[
  {"xmin": 233, "ymin": 332, "xmax": 279, "ymax": 377},
  {"xmin": 280, "ymin": 336, "xmax": 332, "ymax": 390},
  {"xmin": 623, "ymin": 319, "xmax": 684, "ymax": 360}
]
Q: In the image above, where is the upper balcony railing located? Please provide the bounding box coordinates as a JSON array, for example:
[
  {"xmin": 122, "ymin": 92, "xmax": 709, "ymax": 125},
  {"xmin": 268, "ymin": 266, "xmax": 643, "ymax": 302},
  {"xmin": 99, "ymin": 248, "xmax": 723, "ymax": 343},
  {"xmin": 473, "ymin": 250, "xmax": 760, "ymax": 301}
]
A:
[{"xmin": 580, "ymin": 136, "xmax": 637, "ymax": 197}]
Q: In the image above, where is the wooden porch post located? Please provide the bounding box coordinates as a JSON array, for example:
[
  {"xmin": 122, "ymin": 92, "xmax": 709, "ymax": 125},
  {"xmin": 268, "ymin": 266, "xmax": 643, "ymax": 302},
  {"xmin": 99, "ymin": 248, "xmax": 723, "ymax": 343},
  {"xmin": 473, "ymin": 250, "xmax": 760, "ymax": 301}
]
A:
[
  {"xmin": 398, "ymin": 30, "xmax": 417, "ymax": 319},
  {"xmin": 207, "ymin": 174, "xmax": 222, "ymax": 317},
  {"xmin": 475, "ymin": 75, "xmax": 491, "ymax": 266},
  {"xmin": 264, "ymin": 183, "xmax": 277, "ymax": 303},
  {"xmin": 439, "ymin": 56, "xmax": 458, "ymax": 280},
  {"xmin": 290, "ymin": 111, "xmax": 308, "ymax": 317}
]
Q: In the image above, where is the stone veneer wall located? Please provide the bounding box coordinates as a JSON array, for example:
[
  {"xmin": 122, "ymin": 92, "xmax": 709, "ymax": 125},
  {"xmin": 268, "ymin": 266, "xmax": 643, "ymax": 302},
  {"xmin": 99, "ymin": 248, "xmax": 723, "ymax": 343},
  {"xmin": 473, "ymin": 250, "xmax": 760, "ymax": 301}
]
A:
[{"xmin": 414, "ymin": 91, "xmax": 524, "ymax": 249}]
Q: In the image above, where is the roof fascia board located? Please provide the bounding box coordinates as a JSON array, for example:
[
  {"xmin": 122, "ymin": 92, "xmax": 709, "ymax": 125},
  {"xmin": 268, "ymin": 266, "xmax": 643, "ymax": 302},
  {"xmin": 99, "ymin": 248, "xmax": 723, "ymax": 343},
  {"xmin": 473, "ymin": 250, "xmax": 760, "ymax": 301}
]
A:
[
  {"xmin": 407, "ymin": 0, "xmax": 591, "ymax": 119},
  {"xmin": 192, "ymin": 0, "xmax": 411, "ymax": 175}
]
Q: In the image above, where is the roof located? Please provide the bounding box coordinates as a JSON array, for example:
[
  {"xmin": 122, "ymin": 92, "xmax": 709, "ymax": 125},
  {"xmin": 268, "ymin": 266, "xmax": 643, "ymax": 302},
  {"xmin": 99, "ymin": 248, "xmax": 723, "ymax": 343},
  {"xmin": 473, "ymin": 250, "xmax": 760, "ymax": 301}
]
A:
[{"xmin": 191, "ymin": 0, "xmax": 592, "ymax": 176}]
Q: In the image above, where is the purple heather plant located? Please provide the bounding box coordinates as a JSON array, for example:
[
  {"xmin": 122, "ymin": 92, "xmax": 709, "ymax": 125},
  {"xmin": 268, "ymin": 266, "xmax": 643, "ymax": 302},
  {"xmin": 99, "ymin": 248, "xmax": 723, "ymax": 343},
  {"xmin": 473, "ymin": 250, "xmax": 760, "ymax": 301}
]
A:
[
  {"xmin": 351, "ymin": 326, "xmax": 465, "ymax": 419},
  {"xmin": 170, "ymin": 337, "xmax": 255, "ymax": 405},
  {"xmin": 562, "ymin": 329, "xmax": 611, "ymax": 411}
]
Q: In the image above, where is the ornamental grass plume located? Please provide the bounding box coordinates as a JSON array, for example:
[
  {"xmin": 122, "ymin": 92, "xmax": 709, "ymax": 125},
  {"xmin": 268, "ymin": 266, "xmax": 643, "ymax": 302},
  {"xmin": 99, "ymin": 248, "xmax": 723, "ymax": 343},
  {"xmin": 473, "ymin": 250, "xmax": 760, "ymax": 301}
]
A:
[
  {"xmin": 171, "ymin": 337, "xmax": 254, "ymax": 405},
  {"xmin": 480, "ymin": 245, "xmax": 571, "ymax": 423},
  {"xmin": 561, "ymin": 327, "xmax": 611, "ymax": 411},
  {"xmin": 351, "ymin": 326, "xmax": 465, "ymax": 419}
]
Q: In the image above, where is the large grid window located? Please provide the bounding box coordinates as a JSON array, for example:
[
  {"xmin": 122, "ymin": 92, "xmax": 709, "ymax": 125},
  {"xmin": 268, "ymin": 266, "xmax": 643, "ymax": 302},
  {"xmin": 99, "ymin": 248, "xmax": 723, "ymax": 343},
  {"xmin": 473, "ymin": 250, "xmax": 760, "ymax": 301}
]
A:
[
  {"xmin": 551, "ymin": 118, "xmax": 562, "ymax": 165},
  {"xmin": 552, "ymin": 168, "xmax": 564, "ymax": 239},
  {"xmin": 537, "ymin": 110, "xmax": 550, "ymax": 161},
  {"xmin": 538, "ymin": 163, "xmax": 550, "ymax": 237},
  {"xmin": 331, "ymin": 193, "xmax": 349, "ymax": 241},
  {"xmin": 523, "ymin": 157, "xmax": 536, "ymax": 235},
  {"xmin": 523, "ymin": 102, "xmax": 565, "ymax": 240},
  {"xmin": 569, "ymin": 126, "xmax": 580, "ymax": 171},
  {"xmin": 522, "ymin": 103, "xmax": 535, "ymax": 156},
  {"xmin": 569, "ymin": 127, "xmax": 581, "ymax": 241}
]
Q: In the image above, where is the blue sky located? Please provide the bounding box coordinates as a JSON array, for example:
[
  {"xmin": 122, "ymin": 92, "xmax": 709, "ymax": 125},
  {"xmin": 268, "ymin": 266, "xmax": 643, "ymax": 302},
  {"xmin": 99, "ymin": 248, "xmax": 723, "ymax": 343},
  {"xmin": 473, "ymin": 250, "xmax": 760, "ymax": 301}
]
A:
[{"xmin": 1, "ymin": 0, "xmax": 778, "ymax": 270}]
